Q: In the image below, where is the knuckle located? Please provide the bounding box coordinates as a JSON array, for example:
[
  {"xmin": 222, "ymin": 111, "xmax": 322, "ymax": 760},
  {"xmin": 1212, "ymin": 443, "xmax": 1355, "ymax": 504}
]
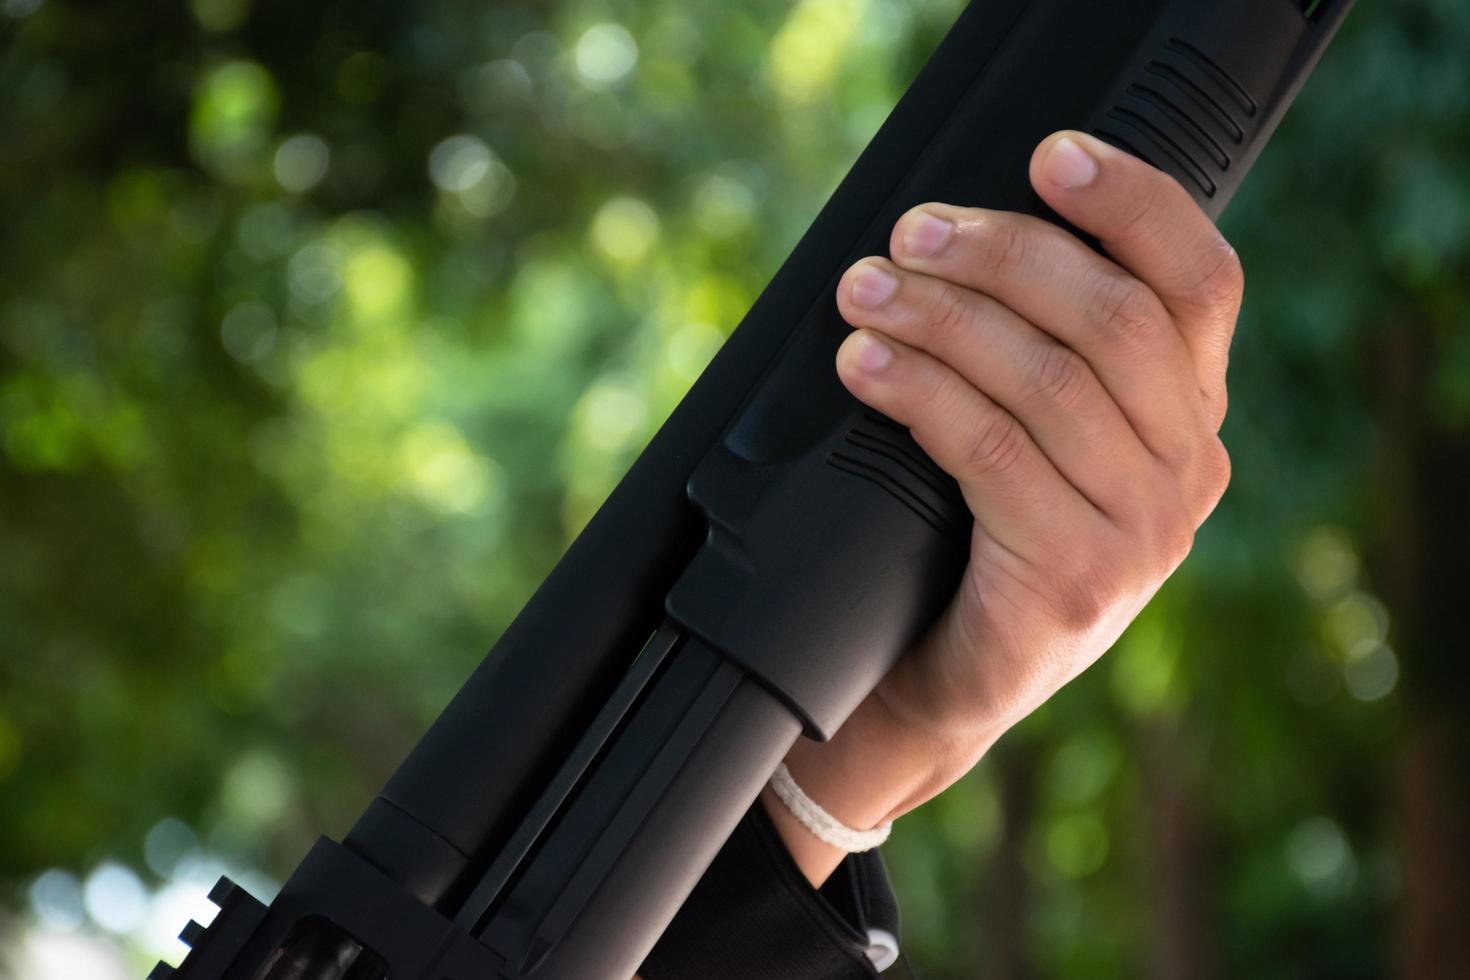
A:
[
  {"xmin": 1194, "ymin": 238, "xmax": 1246, "ymax": 311},
  {"xmin": 1167, "ymin": 481, "xmax": 1205, "ymax": 560},
  {"xmin": 1198, "ymin": 436, "xmax": 1232, "ymax": 501},
  {"xmin": 1046, "ymin": 560, "xmax": 1112, "ymax": 632},
  {"xmin": 965, "ymin": 409, "xmax": 1027, "ymax": 478},
  {"xmin": 914, "ymin": 361, "xmax": 956, "ymax": 415},
  {"xmin": 1141, "ymin": 498, "xmax": 1196, "ymax": 576},
  {"xmin": 1024, "ymin": 342, "xmax": 1091, "ymax": 410},
  {"xmin": 1159, "ymin": 523, "xmax": 1197, "ymax": 573},
  {"xmin": 1091, "ymin": 273, "xmax": 1161, "ymax": 353},
  {"xmin": 922, "ymin": 283, "xmax": 975, "ymax": 341},
  {"xmin": 1112, "ymin": 187, "xmax": 1165, "ymax": 243},
  {"xmin": 1168, "ymin": 520, "xmax": 1198, "ymax": 568},
  {"xmin": 971, "ymin": 215, "xmax": 1030, "ymax": 274},
  {"xmin": 915, "ymin": 366, "xmax": 970, "ymax": 430}
]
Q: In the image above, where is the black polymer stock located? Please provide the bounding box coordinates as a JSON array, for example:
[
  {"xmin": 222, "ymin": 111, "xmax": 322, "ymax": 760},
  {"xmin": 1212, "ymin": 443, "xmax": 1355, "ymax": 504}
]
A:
[{"xmin": 151, "ymin": 1, "xmax": 1352, "ymax": 978}]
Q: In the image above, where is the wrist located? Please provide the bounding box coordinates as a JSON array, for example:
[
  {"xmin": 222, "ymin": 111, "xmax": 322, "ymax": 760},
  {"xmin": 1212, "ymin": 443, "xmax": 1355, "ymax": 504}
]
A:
[
  {"xmin": 762, "ymin": 678, "xmax": 998, "ymax": 887},
  {"xmin": 783, "ymin": 684, "xmax": 949, "ymax": 831}
]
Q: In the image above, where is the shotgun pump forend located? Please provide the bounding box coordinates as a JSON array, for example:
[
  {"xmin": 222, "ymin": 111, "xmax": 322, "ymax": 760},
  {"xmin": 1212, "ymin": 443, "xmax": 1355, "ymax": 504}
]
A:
[{"xmin": 150, "ymin": 1, "xmax": 1351, "ymax": 978}]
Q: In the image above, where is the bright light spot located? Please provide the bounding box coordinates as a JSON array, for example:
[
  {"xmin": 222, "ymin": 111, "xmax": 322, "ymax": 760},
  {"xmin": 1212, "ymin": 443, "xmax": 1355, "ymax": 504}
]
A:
[
  {"xmin": 288, "ymin": 242, "xmax": 340, "ymax": 305},
  {"xmin": 398, "ymin": 422, "xmax": 500, "ymax": 515},
  {"xmin": 1110, "ymin": 609, "xmax": 1179, "ymax": 716},
  {"xmin": 1344, "ymin": 640, "xmax": 1398, "ymax": 701},
  {"xmin": 295, "ymin": 337, "xmax": 427, "ymax": 433},
  {"xmin": 220, "ymin": 301, "xmax": 278, "ymax": 364},
  {"xmin": 143, "ymin": 881, "xmax": 218, "ymax": 958},
  {"xmin": 427, "ymin": 134, "xmax": 514, "ymax": 217},
  {"xmin": 456, "ymin": 159, "xmax": 516, "ymax": 218},
  {"xmin": 1043, "ymin": 813, "xmax": 1109, "ymax": 878},
  {"xmin": 575, "ymin": 23, "xmax": 639, "ymax": 85},
  {"xmin": 664, "ymin": 322, "xmax": 723, "ymax": 383},
  {"xmin": 590, "ymin": 196, "xmax": 659, "ymax": 266},
  {"xmin": 343, "ymin": 242, "xmax": 412, "ymax": 319},
  {"xmin": 171, "ymin": 852, "xmax": 233, "ymax": 890},
  {"xmin": 1293, "ymin": 526, "xmax": 1359, "ymax": 600},
  {"xmin": 428, "ymin": 134, "xmax": 492, "ymax": 192},
  {"xmin": 573, "ymin": 380, "xmax": 648, "ymax": 453},
  {"xmin": 1324, "ymin": 591, "xmax": 1388, "ymax": 656},
  {"xmin": 680, "ymin": 274, "xmax": 751, "ymax": 327},
  {"xmin": 1046, "ymin": 734, "xmax": 1120, "ymax": 805},
  {"xmin": 1286, "ymin": 817, "xmax": 1356, "ymax": 897},
  {"xmin": 220, "ymin": 750, "xmax": 293, "ymax": 829},
  {"xmin": 693, "ymin": 172, "xmax": 757, "ymax": 237},
  {"xmin": 190, "ymin": 60, "xmax": 279, "ymax": 179},
  {"xmin": 509, "ymin": 259, "xmax": 591, "ymax": 353},
  {"xmin": 82, "ymin": 863, "xmax": 149, "ymax": 934},
  {"xmin": 10, "ymin": 929, "xmax": 128, "ymax": 980},
  {"xmin": 29, "ymin": 870, "xmax": 85, "ymax": 931},
  {"xmin": 769, "ymin": 0, "xmax": 867, "ymax": 104},
  {"xmin": 236, "ymin": 871, "xmax": 281, "ymax": 904},
  {"xmin": 273, "ymin": 133, "xmax": 330, "ymax": 193},
  {"xmin": 144, "ymin": 818, "xmax": 199, "ymax": 878}
]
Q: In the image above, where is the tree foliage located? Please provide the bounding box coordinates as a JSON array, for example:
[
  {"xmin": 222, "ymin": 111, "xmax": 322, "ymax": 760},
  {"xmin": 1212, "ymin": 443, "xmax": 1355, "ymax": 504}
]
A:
[{"xmin": 1, "ymin": 0, "xmax": 1466, "ymax": 976}]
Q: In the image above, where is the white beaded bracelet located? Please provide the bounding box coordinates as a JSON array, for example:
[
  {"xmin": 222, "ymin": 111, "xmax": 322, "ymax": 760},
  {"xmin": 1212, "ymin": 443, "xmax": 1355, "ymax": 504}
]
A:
[{"xmin": 768, "ymin": 762, "xmax": 893, "ymax": 853}]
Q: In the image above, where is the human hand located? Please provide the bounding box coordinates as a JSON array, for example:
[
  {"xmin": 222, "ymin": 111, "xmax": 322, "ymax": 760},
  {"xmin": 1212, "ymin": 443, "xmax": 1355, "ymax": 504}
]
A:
[{"xmin": 763, "ymin": 130, "xmax": 1241, "ymax": 883}]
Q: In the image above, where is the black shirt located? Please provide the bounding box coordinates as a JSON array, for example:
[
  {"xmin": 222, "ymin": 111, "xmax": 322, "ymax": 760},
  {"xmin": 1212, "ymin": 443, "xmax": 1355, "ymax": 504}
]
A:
[{"xmin": 641, "ymin": 802, "xmax": 902, "ymax": 979}]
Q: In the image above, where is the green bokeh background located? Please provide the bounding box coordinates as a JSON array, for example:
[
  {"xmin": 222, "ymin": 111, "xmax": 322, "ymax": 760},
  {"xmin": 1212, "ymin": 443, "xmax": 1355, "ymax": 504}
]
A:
[{"xmin": 2, "ymin": 0, "xmax": 1467, "ymax": 976}]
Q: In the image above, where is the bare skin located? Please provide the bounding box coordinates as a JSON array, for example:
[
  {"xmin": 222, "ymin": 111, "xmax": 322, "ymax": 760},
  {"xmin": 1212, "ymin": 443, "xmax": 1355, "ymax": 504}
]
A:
[{"xmin": 761, "ymin": 130, "xmax": 1241, "ymax": 886}]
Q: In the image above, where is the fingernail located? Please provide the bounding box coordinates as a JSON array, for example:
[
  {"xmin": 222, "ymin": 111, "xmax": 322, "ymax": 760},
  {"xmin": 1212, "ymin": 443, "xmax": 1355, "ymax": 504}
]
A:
[
  {"xmin": 1042, "ymin": 136, "xmax": 1099, "ymax": 189},
  {"xmin": 852, "ymin": 331, "xmax": 893, "ymax": 373},
  {"xmin": 901, "ymin": 211, "xmax": 954, "ymax": 258},
  {"xmin": 850, "ymin": 264, "xmax": 899, "ymax": 308}
]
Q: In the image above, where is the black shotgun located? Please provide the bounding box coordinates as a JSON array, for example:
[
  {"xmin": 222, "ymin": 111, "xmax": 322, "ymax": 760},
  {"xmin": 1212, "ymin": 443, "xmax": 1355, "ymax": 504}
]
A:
[{"xmin": 150, "ymin": 1, "xmax": 1352, "ymax": 978}]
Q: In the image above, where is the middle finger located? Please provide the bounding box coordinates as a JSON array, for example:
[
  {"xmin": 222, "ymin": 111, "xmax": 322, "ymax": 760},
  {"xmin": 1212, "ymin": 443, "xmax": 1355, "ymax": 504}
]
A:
[{"xmin": 885, "ymin": 203, "xmax": 1208, "ymax": 465}]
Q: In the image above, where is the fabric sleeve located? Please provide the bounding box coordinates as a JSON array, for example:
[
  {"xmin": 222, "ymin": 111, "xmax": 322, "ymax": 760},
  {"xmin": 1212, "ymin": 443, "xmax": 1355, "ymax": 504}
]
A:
[{"xmin": 639, "ymin": 800, "xmax": 902, "ymax": 979}]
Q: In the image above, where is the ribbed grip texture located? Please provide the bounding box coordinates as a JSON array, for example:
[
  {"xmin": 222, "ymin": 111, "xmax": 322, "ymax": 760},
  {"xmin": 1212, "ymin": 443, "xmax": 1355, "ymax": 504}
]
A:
[
  {"xmin": 1094, "ymin": 37, "xmax": 1259, "ymax": 199},
  {"xmin": 827, "ymin": 413, "xmax": 967, "ymax": 537}
]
